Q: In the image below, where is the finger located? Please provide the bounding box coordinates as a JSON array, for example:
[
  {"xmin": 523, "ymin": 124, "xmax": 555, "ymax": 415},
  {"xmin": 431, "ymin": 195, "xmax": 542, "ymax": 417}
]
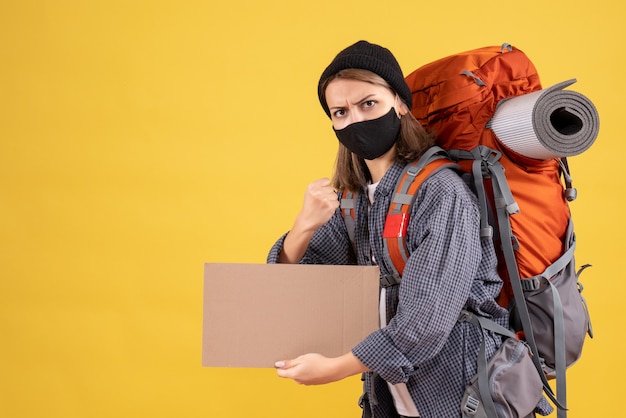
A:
[
  {"xmin": 276, "ymin": 367, "xmax": 292, "ymax": 379},
  {"xmin": 274, "ymin": 359, "xmax": 294, "ymax": 369}
]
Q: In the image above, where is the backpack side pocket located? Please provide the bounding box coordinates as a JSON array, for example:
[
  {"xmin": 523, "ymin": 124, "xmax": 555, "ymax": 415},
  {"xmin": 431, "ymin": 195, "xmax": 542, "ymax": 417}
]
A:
[{"xmin": 461, "ymin": 338, "xmax": 543, "ymax": 418}]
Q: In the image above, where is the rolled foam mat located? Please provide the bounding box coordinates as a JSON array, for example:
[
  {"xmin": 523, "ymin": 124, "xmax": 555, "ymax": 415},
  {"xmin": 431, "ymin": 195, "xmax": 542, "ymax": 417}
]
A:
[{"xmin": 489, "ymin": 79, "xmax": 599, "ymax": 160}]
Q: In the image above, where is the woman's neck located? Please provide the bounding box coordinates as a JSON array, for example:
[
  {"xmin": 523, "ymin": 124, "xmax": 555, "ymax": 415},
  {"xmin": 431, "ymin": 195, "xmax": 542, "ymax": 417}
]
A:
[{"xmin": 365, "ymin": 150, "xmax": 395, "ymax": 183}]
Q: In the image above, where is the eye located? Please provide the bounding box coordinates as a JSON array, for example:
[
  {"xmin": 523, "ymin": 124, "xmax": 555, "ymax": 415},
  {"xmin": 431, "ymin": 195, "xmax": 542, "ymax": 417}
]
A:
[
  {"xmin": 333, "ymin": 108, "xmax": 346, "ymax": 118},
  {"xmin": 362, "ymin": 100, "xmax": 376, "ymax": 109}
]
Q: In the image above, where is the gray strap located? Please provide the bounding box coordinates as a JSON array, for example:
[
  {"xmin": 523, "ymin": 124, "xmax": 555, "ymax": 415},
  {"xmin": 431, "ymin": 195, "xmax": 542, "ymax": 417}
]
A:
[
  {"xmin": 341, "ymin": 192, "xmax": 356, "ymax": 248},
  {"xmin": 542, "ymin": 235, "xmax": 576, "ymax": 279},
  {"xmin": 471, "ymin": 159, "xmax": 493, "ymax": 239},
  {"xmin": 548, "ymin": 278, "xmax": 567, "ymax": 418},
  {"xmin": 447, "ymin": 148, "xmax": 482, "ymax": 161},
  {"xmin": 488, "ymin": 160, "xmax": 519, "ymax": 215},
  {"xmin": 559, "ymin": 158, "xmax": 578, "ymax": 202},
  {"xmin": 344, "ymin": 216, "xmax": 356, "ymax": 249},
  {"xmin": 340, "ymin": 197, "xmax": 354, "ymax": 209},
  {"xmin": 461, "ymin": 70, "xmax": 486, "ymax": 86},
  {"xmin": 392, "ymin": 193, "xmax": 415, "ymax": 206},
  {"xmin": 477, "ymin": 315, "xmax": 516, "ymax": 340},
  {"xmin": 459, "ymin": 310, "xmax": 516, "ymax": 340},
  {"xmin": 520, "ymin": 235, "xmax": 575, "ymax": 291},
  {"xmin": 476, "ymin": 331, "xmax": 497, "ymax": 418},
  {"xmin": 577, "ymin": 265, "xmax": 594, "ymax": 338}
]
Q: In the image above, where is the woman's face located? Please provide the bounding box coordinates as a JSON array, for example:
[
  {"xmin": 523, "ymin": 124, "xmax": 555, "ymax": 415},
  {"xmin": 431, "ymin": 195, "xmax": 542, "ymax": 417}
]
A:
[{"xmin": 325, "ymin": 78, "xmax": 403, "ymax": 130}]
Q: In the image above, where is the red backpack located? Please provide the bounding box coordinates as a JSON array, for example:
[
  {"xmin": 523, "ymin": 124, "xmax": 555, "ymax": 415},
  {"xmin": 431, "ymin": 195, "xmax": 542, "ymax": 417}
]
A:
[{"xmin": 341, "ymin": 43, "xmax": 597, "ymax": 418}]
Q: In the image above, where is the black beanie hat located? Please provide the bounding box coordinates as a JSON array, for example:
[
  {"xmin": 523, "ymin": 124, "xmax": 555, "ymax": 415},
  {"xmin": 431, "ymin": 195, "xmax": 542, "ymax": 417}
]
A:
[{"xmin": 317, "ymin": 40, "xmax": 413, "ymax": 118}]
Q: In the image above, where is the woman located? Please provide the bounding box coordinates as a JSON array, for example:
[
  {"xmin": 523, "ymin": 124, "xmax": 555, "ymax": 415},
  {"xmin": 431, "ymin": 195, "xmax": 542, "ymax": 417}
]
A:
[{"xmin": 268, "ymin": 40, "xmax": 526, "ymax": 418}]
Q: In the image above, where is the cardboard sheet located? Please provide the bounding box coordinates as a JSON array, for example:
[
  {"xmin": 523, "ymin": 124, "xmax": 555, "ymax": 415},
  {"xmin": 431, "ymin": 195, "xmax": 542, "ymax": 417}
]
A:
[{"xmin": 202, "ymin": 263, "xmax": 380, "ymax": 368}]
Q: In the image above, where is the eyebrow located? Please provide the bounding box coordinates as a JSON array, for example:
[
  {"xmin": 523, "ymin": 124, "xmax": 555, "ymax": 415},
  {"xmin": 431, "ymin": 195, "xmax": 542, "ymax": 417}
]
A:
[{"xmin": 328, "ymin": 93, "xmax": 378, "ymax": 111}]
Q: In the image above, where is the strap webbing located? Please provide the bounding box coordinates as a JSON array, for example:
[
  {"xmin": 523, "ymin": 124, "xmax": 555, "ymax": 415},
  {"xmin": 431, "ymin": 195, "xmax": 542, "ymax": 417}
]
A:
[
  {"xmin": 522, "ymin": 237, "xmax": 575, "ymax": 291},
  {"xmin": 340, "ymin": 190, "xmax": 357, "ymax": 250}
]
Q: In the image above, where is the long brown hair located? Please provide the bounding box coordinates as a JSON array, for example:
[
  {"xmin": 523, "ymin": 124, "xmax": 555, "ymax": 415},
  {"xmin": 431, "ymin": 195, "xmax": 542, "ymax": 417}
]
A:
[{"xmin": 320, "ymin": 69, "xmax": 435, "ymax": 192}]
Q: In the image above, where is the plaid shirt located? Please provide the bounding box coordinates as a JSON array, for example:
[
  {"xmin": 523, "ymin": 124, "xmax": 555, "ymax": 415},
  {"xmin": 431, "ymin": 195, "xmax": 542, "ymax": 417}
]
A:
[{"xmin": 268, "ymin": 162, "xmax": 551, "ymax": 418}]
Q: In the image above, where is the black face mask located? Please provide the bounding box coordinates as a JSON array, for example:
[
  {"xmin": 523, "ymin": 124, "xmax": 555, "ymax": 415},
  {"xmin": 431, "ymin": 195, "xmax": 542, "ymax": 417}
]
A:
[{"xmin": 333, "ymin": 108, "xmax": 401, "ymax": 160}]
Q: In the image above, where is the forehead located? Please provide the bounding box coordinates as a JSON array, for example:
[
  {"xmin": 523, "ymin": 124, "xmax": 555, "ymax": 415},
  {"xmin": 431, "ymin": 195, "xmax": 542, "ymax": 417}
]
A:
[{"xmin": 324, "ymin": 78, "xmax": 393, "ymax": 105}]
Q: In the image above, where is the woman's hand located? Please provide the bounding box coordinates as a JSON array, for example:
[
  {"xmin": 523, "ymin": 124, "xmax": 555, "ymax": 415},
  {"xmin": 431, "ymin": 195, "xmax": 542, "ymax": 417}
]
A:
[
  {"xmin": 274, "ymin": 352, "xmax": 368, "ymax": 385},
  {"xmin": 279, "ymin": 178, "xmax": 339, "ymax": 263},
  {"xmin": 297, "ymin": 178, "xmax": 340, "ymax": 232}
]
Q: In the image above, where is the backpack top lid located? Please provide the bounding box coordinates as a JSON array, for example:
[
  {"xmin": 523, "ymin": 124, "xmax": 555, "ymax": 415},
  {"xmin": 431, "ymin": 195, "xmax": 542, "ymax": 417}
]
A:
[{"xmin": 405, "ymin": 44, "xmax": 542, "ymax": 151}]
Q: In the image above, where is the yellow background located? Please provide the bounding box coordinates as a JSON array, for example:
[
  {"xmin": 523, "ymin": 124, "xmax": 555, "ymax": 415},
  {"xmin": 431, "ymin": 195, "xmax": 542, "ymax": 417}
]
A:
[{"xmin": 0, "ymin": 1, "xmax": 622, "ymax": 417}]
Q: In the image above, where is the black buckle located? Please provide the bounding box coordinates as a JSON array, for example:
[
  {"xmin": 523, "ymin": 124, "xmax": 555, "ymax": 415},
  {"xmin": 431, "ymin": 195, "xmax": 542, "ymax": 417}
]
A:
[
  {"xmin": 380, "ymin": 273, "xmax": 401, "ymax": 288},
  {"xmin": 521, "ymin": 276, "xmax": 542, "ymax": 291}
]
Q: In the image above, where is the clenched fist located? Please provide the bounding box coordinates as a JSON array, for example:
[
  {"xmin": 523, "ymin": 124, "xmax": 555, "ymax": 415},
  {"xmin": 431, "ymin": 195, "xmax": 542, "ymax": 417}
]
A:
[
  {"xmin": 297, "ymin": 178, "xmax": 340, "ymax": 232},
  {"xmin": 278, "ymin": 178, "xmax": 339, "ymax": 264}
]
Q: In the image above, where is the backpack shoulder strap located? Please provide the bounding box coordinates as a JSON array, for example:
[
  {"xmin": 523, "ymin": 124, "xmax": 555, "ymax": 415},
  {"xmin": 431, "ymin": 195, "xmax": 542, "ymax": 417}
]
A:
[
  {"xmin": 340, "ymin": 189, "xmax": 357, "ymax": 247},
  {"xmin": 383, "ymin": 147, "xmax": 458, "ymax": 281},
  {"xmin": 341, "ymin": 147, "xmax": 458, "ymax": 285}
]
